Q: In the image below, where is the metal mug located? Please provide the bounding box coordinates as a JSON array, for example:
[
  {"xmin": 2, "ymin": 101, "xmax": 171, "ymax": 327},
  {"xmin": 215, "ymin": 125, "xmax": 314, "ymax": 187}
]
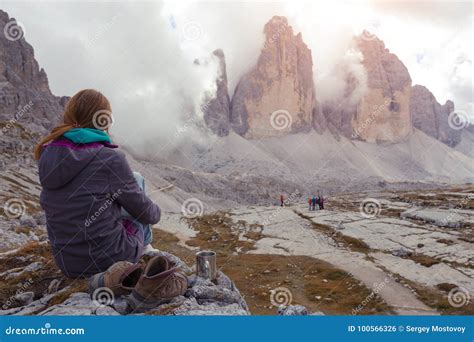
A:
[{"xmin": 196, "ymin": 250, "xmax": 217, "ymax": 281}]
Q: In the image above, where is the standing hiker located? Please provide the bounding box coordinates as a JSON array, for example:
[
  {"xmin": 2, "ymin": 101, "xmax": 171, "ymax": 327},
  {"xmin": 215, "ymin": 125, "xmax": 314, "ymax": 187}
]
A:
[
  {"xmin": 280, "ymin": 194, "xmax": 284, "ymax": 207},
  {"xmin": 311, "ymin": 195, "xmax": 316, "ymax": 211},
  {"xmin": 319, "ymin": 196, "xmax": 325, "ymax": 210},
  {"xmin": 308, "ymin": 197, "xmax": 312, "ymax": 211}
]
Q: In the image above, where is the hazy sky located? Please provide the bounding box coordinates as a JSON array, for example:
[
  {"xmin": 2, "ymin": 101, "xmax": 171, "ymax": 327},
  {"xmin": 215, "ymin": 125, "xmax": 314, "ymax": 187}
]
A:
[{"xmin": 0, "ymin": 0, "xmax": 472, "ymax": 150}]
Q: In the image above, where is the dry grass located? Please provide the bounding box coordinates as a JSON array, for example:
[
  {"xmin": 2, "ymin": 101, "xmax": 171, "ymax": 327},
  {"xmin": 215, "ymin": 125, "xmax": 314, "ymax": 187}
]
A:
[
  {"xmin": 405, "ymin": 253, "xmax": 440, "ymax": 267},
  {"xmin": 399, "ymin": 278, "xmax": 474, "ymax": 315},
  {"xmin": 389, "ymin": 185, "xmax": 474, "ymax": 210},
  {"xmin": 221, "ymin": 254, "xmax": 393, "ymax": 315},
  {"xmin": 0, "ymin": 242, "xmax": 87, "ymax": 312},
  {"xmin": 185, "ymin": 212, "xmax": 264, "ymax": 254}
]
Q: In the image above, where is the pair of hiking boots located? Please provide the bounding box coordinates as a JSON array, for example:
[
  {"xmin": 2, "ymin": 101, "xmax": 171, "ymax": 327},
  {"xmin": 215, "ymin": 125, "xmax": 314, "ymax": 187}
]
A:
[{"xmin": 89, "ymin": 254, "xmax": 188, "ymax": 312}]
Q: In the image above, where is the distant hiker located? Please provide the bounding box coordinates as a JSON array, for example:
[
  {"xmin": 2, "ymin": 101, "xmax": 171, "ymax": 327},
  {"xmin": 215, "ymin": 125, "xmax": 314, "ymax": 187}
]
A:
[
  {"xmin": 280, "ymin": 194, "xmax": 284, "ymax": 207},
  {"xmin": 311, "ymin": 196, "xmax": 317, "ymax": 211},
  {"xmin": 308, "ymin": 197, "xmax": 312, "ymax": 211},
  {"xmin": 35, "ymin": 89, "xmax": 161, "ymax": 278},
  {"xmin": 319, "ymin": 196, "xmax": 325, "ymax": 210}
]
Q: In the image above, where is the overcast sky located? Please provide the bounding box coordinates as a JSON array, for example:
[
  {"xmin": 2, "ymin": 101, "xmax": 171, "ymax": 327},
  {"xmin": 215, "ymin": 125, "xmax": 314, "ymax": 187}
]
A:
[{"xmin": 0, "ymin": 0, "xmax": 472, "ymax": 150}]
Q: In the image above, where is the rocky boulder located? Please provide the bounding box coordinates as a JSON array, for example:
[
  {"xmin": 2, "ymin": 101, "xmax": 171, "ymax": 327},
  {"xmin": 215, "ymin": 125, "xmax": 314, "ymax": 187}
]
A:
[
  {"xmin": 230, "ymin": 16, "xmax": 315, "ymax": 139},
  {"xmin": 353, "ymin": 36, "xmax": 412, "ymax": 143},
  {"xmin": 410, "ymin": 85, "xmax": 461, "ymax": 147},
  {"xmin": 202, "ymin": 49, "xmax": 231, "ymax": 137}
]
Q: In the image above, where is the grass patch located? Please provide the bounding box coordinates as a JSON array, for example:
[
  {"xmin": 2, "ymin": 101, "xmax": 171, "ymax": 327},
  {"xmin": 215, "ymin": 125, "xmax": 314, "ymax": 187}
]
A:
[
  {"xmin": 398, "ymin": 277, "xmax": 474, "ymax": 315},
  {"xmin": 222, "ymin": 254, "xmax": 393, "ymax": 315},
  {"xmin": 184, "ymin": 212, "xmax": 264, "ymax": 254},
  {"xmin": 405, "ymin": 253, "xmax": 440, "ymax": 267},
  {"xmin": 0, "ymin": 242, "xmax": 87, "ymax": 312},
  {"xmin": 437, "ymin": 239, "xmax": 455, "ymax": 245}
]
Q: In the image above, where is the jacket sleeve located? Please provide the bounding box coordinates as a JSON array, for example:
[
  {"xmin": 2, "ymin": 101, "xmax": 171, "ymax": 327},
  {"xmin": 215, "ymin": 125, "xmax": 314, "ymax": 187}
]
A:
[{"xmin": 108, "ymin": 151, "xmax": 161, "ymax": 225}]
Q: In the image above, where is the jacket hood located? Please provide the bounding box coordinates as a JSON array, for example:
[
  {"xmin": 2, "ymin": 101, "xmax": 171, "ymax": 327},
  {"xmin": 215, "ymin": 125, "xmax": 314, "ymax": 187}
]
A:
[{"xmin": 38, "ymin": 140, "xmax": 105, "ymax": 190}]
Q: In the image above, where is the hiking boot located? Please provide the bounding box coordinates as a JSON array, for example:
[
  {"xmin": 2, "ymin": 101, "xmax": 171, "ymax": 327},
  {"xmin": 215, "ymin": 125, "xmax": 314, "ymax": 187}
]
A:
[
  {"xmin": 89, "ymin": 261, "xmax": 143, "ymax": 297},
  {"xmin": 128, "ymin": 255, "xmax": 188, "ymax": 311}
]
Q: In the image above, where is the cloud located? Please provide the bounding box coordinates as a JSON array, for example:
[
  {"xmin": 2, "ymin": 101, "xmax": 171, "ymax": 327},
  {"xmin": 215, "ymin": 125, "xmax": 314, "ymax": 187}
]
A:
[{"xmin": 2, "ymin": 1, "xmax": 220, "ymax": 156}]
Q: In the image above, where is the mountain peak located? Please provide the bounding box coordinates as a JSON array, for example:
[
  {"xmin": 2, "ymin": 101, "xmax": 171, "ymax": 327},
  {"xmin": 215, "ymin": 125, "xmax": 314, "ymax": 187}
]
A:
[{"xmin": 230, "ymin": 16, "xmax": 315, "ymax": 139}]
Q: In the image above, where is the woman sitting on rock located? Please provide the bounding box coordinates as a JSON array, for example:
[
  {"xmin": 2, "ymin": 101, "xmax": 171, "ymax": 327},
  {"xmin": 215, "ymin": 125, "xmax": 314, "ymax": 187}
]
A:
[{"xmin": 34, "ymin": 89, "xmax": 161, "ymax": 278}]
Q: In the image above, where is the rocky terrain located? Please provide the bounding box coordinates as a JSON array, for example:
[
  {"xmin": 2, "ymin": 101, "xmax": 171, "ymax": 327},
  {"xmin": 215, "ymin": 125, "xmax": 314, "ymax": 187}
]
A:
[
  {"xmin": 154, "ymin": 186, "xmax": 474, "ymax": 315},
  {"xmin": 0, "ymin": 10, "xmax": 68, "ymax": 136},
  {"xmin": 1, "ymin": 134, "xmax": 472, "ymax": 315},
  {"xmin": 0, "ymin": 8, "xmax": 473, "ymax": 316},
  {"xmin": 0, "ymin": 244, "xmax": 251, "ymax": 316}
]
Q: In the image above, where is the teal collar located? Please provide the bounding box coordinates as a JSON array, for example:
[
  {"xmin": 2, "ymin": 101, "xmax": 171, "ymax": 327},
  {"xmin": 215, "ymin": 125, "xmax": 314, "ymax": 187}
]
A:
[{"xmin": 63, "ymin": 128, "xmax": 112, "ymax": 144}]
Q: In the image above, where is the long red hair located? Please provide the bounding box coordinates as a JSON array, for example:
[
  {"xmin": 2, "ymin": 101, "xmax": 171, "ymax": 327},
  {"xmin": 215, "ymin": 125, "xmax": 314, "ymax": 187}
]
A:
[{"xmin": 34, "ymin": 89, "xmax": 112, "ymax": 160}]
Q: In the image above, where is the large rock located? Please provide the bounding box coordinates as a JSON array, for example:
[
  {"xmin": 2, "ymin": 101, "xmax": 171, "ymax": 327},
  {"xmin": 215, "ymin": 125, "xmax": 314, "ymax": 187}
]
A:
[
  {"xmin": 352, "ymin": 36, "xmax": 412, "ymax": 143},
  {"xmin": 202, "ymin": 49, "xmax": 231, "ymax": 137},
  {"xmin": 410, "ymin": 85, "xmax": 461, "ymax": 147},
  {"xmin": 230, "ymin": 16, "xmax": 315, "ymax": 139},
  {"xmin": 0, "ymin": 10, "xmax": 68, "ymax": 134}
]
